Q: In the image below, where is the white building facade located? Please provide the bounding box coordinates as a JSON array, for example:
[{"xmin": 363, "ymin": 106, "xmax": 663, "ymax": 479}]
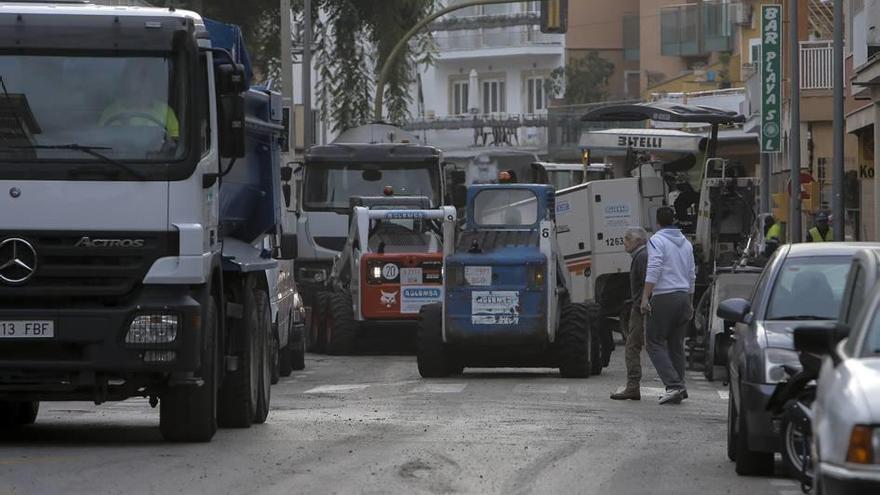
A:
[{"xmin": 407, "ymin": 0, "xmax": 565, "ymax": 154}]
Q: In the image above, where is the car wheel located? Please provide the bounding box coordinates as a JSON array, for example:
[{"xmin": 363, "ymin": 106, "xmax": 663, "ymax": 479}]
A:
[
  {"xmin": 734, "ymin": 382, "xmax": 775, "ymax": 476},
  {"xmin": 727, "ymin": 382, "xmax": 737, "ymax": 462}
]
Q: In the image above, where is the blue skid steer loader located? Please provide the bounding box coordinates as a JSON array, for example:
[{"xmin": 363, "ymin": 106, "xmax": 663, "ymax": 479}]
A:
[{"xmin": 417, "ymin": 184, "xmax": 599, "ymax": 378}]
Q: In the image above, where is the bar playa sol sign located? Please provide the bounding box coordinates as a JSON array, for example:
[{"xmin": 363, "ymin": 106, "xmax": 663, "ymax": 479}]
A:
[{"xmin": 761, "ymin": 5, "xmax": 782, "ymax": 153}]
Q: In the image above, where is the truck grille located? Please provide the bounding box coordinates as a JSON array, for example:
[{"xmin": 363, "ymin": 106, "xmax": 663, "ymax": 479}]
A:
[{"xmin": 0, "ymin": 231, "xmax": 178, "ymax": 303}]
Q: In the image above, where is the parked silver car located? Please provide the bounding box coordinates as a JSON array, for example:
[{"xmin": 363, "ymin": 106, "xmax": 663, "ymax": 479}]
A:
[
  {"xmin": 796, "ymin": 272, "xmax": 880, "ymax": 493},
  {"xmin": 717, "ymin": 243, "xmax": 878, "ymax": 476}
]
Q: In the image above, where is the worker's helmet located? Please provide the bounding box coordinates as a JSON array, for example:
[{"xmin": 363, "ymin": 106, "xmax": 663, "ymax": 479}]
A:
[{"xmin": 815, "ymin": 211, "xmax": 829, "ymax": 223}]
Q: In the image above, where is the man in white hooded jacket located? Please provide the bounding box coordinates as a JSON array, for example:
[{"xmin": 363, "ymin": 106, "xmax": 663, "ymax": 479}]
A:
[{"xmin": 639, "ymin": 207, "xmax": 696, "ymax": 405}]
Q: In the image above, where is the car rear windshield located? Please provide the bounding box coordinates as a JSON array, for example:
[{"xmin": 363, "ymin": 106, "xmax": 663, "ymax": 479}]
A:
[{"xmin": 765, "ymin": 255, "xmax": 850, "ymax": 321}]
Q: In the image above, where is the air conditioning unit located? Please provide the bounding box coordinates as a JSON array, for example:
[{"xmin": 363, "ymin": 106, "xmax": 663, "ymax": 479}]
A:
[{"xmin": 733, "ymin": 3, "xmax": 752, "ymax": 26}]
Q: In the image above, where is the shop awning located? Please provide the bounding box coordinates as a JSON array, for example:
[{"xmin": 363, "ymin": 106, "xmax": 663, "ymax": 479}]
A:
[{"xmin": 580, "ymin": 101, "xmax": 745, "ymax": 125}]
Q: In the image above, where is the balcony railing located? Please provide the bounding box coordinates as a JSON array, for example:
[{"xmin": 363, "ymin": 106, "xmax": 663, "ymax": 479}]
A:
[
  {"xmin": 434, "ymin": 26, "xmax": 562, "ymax": 52},
  {"xmin": 661, "ymin": 1, "xmax": 735, "ymax": 57},
  {"xmin": 800, "ymin": 40, "xmax": 834, "ymax": 90}
]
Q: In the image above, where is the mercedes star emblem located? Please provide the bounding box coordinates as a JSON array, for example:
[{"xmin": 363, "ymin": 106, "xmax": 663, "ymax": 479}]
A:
[
  {"xmin": 0, "ymin": 238, "xmax": 37, "ymax": 285},
  {"xmin": 9, "ymin": 187, "xmax": 21, "ymax": 198}
]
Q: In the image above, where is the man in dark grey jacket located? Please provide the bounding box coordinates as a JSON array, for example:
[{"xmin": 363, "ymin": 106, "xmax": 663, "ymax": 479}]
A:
[{"xmin": 610, "ymin": 227, "xmax": 649, "ymax": 401}]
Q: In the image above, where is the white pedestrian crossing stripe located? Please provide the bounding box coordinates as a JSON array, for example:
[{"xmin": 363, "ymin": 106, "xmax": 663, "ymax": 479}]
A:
[
  {"xmin": 641, "ymin": 387, "xmax": 667, "ymax": 397},
  {"xmin": 303, "ymin": 384, "xmax": 370, "ymax": 394},
  {"xmin": 409, "ymin": 383, "xmax": 467, "ymax": 394},
  {"xmin": 717, "ymin": 390, "xmax": 729, "ymax": 400},
  {"xmin": 513, "ymin": 384, "xmax": 569, "ymax": 394}
]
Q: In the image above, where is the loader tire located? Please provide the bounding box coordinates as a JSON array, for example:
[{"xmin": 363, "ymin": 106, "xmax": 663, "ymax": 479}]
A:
[
  {"xmin": 254, "ymin": 289, "xmax": 272, "ymax": 424},
  {"xmin": 160, "ymin": 296, "xmax": 218, "ymax": 442},
  {"xmin": 218, "ymin": 283, "xmax": 260, "ymax": 428},
  {"xmin": 586, "ymin": 303, "xmax": 605, "ymax": 375},
  {"xmin": 557, "ymin": 303, "xmax": 592, "ymax": 378},
  {"xmin": 417, "ymin": 304, "xmax": 452, "ymax": 378},
  {"xmin": 325, "ymin": 290, "xmax": 358, "ymax": 355}
]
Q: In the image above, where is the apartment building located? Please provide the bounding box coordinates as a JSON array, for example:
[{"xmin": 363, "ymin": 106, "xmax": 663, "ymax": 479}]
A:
[
  {"xmin": 404, "ymin": 0, "xmax": 565, "ymax": 155},
  {"xmin": 846, "ymin": 0, "xmax": 880, "ymax": 241}
]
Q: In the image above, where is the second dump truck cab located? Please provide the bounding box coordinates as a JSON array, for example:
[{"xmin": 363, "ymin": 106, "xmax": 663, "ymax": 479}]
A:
[
  {"xmin": 293, "ymin": 142, "xmax": 445, "ymax": 309},
  {"xmin": 312, "ymin": 196, "xmax": 457, "ymax": 354},
  {"xmin": 417, "ymin": 184, "xmax": 599, "ymax": 378}
]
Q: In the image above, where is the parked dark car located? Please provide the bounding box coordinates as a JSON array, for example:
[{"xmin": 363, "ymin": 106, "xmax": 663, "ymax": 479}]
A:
[{"xmin": 718, "ymin": 243, "xmax": 880, "ymax": 476}]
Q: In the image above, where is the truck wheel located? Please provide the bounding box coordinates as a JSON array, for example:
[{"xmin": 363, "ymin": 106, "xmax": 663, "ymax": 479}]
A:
[
  {"xmin": 308, "ymin": 292, "xmax": 329, "ymax": 353},
  {"xmin": 270, "ymin": 325, "xmax": 281, "ymax": 385},
  {"xmin": 160, "ymin": 296, "xmax": 218, "ymax": 442},
  {"xmin": 291, "ymin": 332, "xmax": 306, "ymax": 371},
  {"xmin": 557, "ymin": 303, "xmax": 592, "ymax": 378},
  {"xmin": 254, "ymin": 289, "xmax": 272, "ymax": 424},
  {"xmin": 417, "ymin": 303, "xmax": 452, "ymax": 378},
  {"xmin": 218, "ymin": 285, "xmax": 260, "ymax": 428},
  {"xmin": 325, "ymin": 290, "xmax": 358, "ymax": 355},
  {"xmin": 590, "ymin": 328, "xmax": 604, "ymax": 376},
  {"xmin": 0, "ymin": 401, "xmax": 39, "ymax": 427}
]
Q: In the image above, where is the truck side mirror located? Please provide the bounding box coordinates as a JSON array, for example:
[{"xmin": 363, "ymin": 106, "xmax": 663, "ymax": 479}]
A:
[
  {"xmin": 281, "ymin": 165, "xmax": 294, "ymax": 182},
  {"xmin": 274, "ymin": 233, "xmax": 297, "ymax": 260},
  {"xmin": 282, "ymin": 184, "xmax": 292, "ymax": 208},
  {"xmin": 452, "ymin": 184, "xmax": 467, "ymax": 209},
  {"xmin": 717, "ymin": 298, "xmax": 752, "ymax": 324},
  {"xmin": 215, "ymin": 62, "xmax": 248, "ymax": 95},
  {"xmin": 450, "ymin": 170, "xmax": 466, "ymax": 187},
  {"xmin": 218, "ymin": 94, "xmax": 245, "ymax": 159}
]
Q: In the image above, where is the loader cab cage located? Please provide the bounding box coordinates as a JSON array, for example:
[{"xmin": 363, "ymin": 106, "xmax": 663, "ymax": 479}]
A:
[{"xmin": 465, "ymin": 184, "xmax": 554, "ymax": 231}]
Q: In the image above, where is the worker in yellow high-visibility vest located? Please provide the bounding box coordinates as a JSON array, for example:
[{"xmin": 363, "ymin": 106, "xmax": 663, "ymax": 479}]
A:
[
  {"xmin": 806, "ymin": 212, "xmax": 833, "ymax": 243},
  {"xmin": 764, "ymin": 215, "xmax": 783, "ymax": 257}
]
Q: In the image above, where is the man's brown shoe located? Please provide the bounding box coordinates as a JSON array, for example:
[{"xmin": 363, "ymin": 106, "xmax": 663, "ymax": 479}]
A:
[{"xmin": 610, "ymin": 386, "xmax": 641, "ymax": 400}]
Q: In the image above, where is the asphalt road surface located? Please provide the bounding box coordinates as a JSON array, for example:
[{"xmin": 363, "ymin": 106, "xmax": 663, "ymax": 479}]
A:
[{"xmin": 1, "ymin": 343, "xmax": 805, "ymax": 495}]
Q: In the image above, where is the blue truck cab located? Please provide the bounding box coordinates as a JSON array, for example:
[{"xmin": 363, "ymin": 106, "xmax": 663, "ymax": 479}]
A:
[{"xmin": 417, "ymin": 184, "xmax": 599, "ymax": 378}]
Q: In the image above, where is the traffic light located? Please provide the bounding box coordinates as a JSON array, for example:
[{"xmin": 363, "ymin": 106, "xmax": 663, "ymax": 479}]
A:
[{"xmin": 540, "ymin": 0, "xmax": 568, "ymax": 34}]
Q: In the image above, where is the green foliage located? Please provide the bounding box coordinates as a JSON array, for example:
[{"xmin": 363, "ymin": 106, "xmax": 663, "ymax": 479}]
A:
[
  {"xmin": 160, "ymin": 0, "xmax": 437, "ymax": 132},
  {"xmin": 547, "ymin": 52, "xmax": 615, "ymax": 105},
  {"xmin": 314, "ymin": 0, "xmax": 438, "ymax": 131}
]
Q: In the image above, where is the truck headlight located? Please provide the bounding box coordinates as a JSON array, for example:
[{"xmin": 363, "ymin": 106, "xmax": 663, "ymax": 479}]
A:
[
  {"xmin": 846, "ymin": 425, "xmax": 880, "ymax": 464},
  {"xmin": 763, "ymin": 348, "xmax": 801, "ymax": 384},
  {"xmin": 126, "ymin": 313, "xmax": 178, "ymax": 345}
]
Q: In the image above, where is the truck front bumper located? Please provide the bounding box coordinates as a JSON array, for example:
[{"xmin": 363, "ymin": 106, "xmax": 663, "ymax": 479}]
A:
[{"xmin": 0, "ymin": 286, "xmax": 202, "ymax": 400}]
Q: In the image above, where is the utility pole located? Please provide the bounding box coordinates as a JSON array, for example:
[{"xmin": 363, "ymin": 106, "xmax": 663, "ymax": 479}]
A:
[
  {"xmin": 281, "ymin": 0, "xmax": 294, "ymax": 159},
  {"xmin": 789, "ymin": 0, "xmax": 802, "ymax": 242},
  {"xmin": 303, "ymin": 0, "xmax": 313, "ymax": 147},
  {"xmin": 832, "ymin": 0, "xmax": 844, "ymax": 240}
]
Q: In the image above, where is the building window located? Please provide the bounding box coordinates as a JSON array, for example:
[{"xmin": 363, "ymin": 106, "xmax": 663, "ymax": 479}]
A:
[
  {"xmin": 624, "ymin": 70, "xmax": 641, "ymax": 99},
  {"xmin": 526, "ymin": 77, "xmax": 546, "ymax": 114},
  {"xmin": 451, "ymin": 80, "xmax": 469, "ymax": 115},
  {"xmin": 482, "ymin": 79, "xmax": 506, "ymax": 114},
  {"xmin": 623, "ymin": 15, "xmax": 640, "ymax": 61},
  {"xmin": 749, "ymin": 38, "xmax": 761, "ymax": 64}
]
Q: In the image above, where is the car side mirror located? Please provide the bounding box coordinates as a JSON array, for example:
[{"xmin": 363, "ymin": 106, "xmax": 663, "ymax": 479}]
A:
[
  {"xmin": 717, "ymin": 298, "xmax": 752, "ymax": 324},
  {"xmin": 794, "ymin": 325, "xmax": 838, "ymax": 363}
]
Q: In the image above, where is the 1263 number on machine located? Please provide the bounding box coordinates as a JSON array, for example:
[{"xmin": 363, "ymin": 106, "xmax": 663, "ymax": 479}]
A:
[{"xmin": 0, "ymin": 321, "xmax": 54, "ymax": 338}]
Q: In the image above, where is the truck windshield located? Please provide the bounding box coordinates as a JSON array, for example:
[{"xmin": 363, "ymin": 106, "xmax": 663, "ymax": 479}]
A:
[
  {"xmin": 303, "ymin": 164, "xmax": 440, "ymax": 211},
  {"xmin": 473, "ymin": 189, "xmax": 538, "ymax": 227},
  {"xmin": 0, "ymin": 54, "xmax": 186, "ymax": 164}
]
